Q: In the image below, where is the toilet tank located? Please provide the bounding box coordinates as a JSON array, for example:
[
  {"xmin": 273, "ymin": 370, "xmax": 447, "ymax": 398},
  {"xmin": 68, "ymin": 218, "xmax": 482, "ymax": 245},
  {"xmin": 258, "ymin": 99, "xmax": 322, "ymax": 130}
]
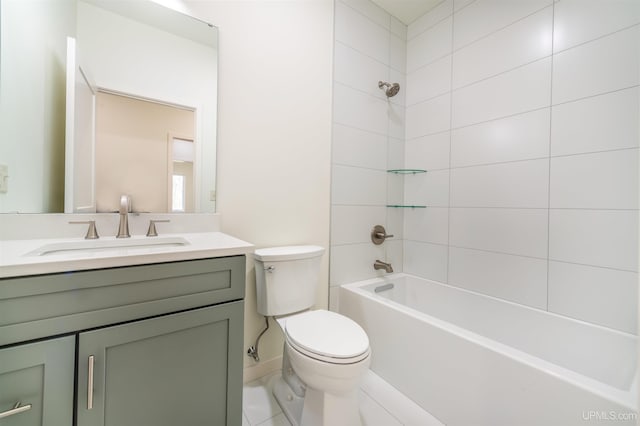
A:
[{"xmin": 254, "ymin": 245, "xmax": 325, "ymax": 316}]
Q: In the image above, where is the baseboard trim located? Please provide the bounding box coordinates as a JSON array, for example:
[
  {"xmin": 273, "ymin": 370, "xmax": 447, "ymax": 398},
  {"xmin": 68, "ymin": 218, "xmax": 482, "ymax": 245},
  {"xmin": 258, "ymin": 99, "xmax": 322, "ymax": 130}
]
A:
[{"xmin": 243, "ymin": 355, "xmax": 283, "ymax": 383}]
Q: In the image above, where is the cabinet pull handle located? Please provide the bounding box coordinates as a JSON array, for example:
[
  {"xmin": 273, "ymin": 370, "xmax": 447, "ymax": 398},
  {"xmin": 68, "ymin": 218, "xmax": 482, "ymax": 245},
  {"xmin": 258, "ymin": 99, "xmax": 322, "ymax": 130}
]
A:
[
  {"xmin": 87, "ymin": 355, "xmax": 95, "ymax": 410},
  {"xmin": 0, "ymin": 402, "xmax": 32, "ymax": 419}
]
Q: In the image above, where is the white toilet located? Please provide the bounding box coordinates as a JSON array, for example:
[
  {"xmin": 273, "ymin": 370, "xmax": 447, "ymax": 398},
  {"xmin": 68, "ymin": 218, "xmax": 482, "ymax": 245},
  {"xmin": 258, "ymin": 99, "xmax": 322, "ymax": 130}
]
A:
[{"xmin": 254, "ymin": 245, "xmax": 371, "ymax": 426}]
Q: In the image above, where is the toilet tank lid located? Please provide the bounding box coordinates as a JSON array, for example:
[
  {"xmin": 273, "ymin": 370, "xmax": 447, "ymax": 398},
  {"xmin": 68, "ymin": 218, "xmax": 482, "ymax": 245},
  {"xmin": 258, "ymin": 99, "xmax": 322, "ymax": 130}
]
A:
[{"xmin": 254, "ymin": 245, "xmax": 325, "ymax": 262}]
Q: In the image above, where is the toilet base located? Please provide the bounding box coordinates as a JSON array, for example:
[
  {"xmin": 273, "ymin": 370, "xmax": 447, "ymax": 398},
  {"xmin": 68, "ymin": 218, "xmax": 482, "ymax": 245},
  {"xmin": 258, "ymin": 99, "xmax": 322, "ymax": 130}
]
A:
[
  {"xmin": 273, "ymin": 376, "xmax": 304, "ymax": 426},
  {"xmin": 273, "ymin": 375, "xmax": 362, "ymax": 426},
  {"xmin": 300, "ymin": 387, "xmax": 361, "ymax": 426}
]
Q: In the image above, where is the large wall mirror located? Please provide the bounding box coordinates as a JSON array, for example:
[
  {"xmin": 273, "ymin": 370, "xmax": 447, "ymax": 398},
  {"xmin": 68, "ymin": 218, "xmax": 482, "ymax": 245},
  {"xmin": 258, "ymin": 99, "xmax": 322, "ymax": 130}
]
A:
[{"xmin": 0, "ymin": 0, "xmax": 218, "ymax": 214}]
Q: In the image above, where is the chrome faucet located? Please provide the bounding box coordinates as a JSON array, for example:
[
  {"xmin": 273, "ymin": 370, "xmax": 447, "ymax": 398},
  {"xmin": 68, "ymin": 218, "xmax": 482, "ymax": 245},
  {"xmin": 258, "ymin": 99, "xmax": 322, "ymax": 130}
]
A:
[
  {"xmin": 116, "ymin": 195, "xmax": 131, "ymax": 238},
  {"xmin": 374, "ymin": 260, "xmax": 393, "ymax": 273}
]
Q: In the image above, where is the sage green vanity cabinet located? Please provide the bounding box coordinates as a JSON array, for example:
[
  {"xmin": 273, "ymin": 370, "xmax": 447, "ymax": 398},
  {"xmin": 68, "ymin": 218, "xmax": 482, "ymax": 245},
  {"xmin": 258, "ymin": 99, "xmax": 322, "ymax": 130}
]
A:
[
  {"xmin": 77, "ymin": 302, "xmax": 243, "ymax": 426},
  {"xmin": 0, "ymin": 336, "xmax": 75, "ymax": 426},
  {"xmin": 0, "ymin": 255, "xmax": 245, "ymax": 426}
]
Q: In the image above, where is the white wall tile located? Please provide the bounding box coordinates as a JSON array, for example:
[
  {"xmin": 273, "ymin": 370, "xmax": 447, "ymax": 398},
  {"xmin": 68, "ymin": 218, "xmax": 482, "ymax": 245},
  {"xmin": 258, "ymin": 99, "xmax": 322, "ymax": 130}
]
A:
[
  {"xmin": 387, "ymin": 100, "xmax": 405, "ymax": 140},
  {"xmin": 387, "ymin": 137, "xmax": 404, "ymax": 170},
  {"xmin": 390, "ymin": 16, "xmax": 407, "ymax": 40},
  {"xmin": 548, "ymin": 261, "xmax": 638, "ymax": 334},
  {"xmin": 385, "ymin": 239, "xmax": 404, "ymax": 274},
  {"xmin": 448, "ymin": 246, "xmax": 548, "ymax": 308},
  {"xmin": 329, "ymin": 286, "xmax": 340, "ymax": 312},
  {"xmin": 389, "ymin": 34, "xmax": 407, "ymax": 73},
  {"xmin": 452, "ymin": 58, "xmax": 551, "ymax": 128},
  {"xmin": 387, "ymin": 173, "xmax": 405, "ymax": 205},
  {"xmin": 404, "ymin": 207, "xmax": 449, "ymax": 245},
  {"xmin": 407, "ymin": 17, "xmax": 452, "ymax": 72},
  {"xmin": 406, "ymin": 56, "xmax": 451, "ymax": 105},
  {"xmin": 552, "ymin": 25, "xmax": 639, "ymax": 104},
  {"xmin": 331, "ymin": 205, "xmax": 386, "ymax": 245},
  {"xmin": 407, "ymin": 0, "xmax": 453, "ymax": 40},
  {"xmin": 549, "ymin": 209, "xmax": 638, "ymax": 272},
  {"xmin": 404, "ymin": 169, "xmax": 450, "ymax": 207},
  {"xmin": 405, "ymin": 131, "xmax": 450, "ymax": 171},
  {"xmin": 335, "ymin": 1, "xmax": 390, "ymax": 64},
  {"xmin": 553, "ymin": 0, "xmax": 640, "ymax": 52},
  {"xmin": 551, "ymin": 87, "xmax": 640, "ymax": 156},
  {"xmin": 452, "ymin": 6, "xmax": 552, "ymax": 89},
  {"xmin": 450, "ymin": 159, "xmax": 549, "ymax": 208},
  {"xmin": 550, "ymin": 149, "xmax": 638, "ymax": 210},
  {"xmin": 332, "ymin": 123, "xmax": 387, "ymax": 169},
  {"xmin": 334, "ymin": 42, "xmax": 389, "ymax": 100},
  {"xmin": 453, "ymin": 0, "xmax": 552, "ymax": 50},
  {"xmin": 451, "ymin": 108, "xmax": 550, "ymax": 167},
  {"xmin": 331, "ymin": 165, "xmax": 387, "ymax": 206},
  {"xmin": 386, "ymin": 205, "xmax": 404, "ymax": 240},
  {"xmin": 449, "ymin": 208, "xmax": 548, "ymax": 258},
  {"xmin": 403, "ymin": 240, "xmax": 449, "ymax": 282},
  {"xmin": 406, "ymin": 93, "xmax": 451, "ymax": 139},
  {"xmin": 330, "ymin": 242, "xmax": 386, "ymax": 286},
  {"xmin": 333, "ymin": 83, "xmax": 388, "ymax": 135},
  {"xmin": 339, "ymin": 0, "xmax": 390, "ymax": 30},
  {"xmin": 454, "ymin": 0, "xmax": 476, "ymax": 12}
]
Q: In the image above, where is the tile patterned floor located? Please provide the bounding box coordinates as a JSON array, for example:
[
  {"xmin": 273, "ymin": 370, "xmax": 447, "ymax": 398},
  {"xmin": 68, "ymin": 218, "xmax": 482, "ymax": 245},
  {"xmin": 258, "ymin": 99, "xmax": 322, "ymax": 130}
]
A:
[{"xmin": 242, "ymin": 369, "xmax": 444, "ymax": 426}]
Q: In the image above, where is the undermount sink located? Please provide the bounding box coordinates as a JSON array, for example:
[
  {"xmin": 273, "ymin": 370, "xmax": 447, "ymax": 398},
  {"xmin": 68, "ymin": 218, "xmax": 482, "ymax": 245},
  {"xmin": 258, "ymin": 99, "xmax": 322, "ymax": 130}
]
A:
[{"xmin": 26, "ymin": 236, "xmax": 190, "ymax": 256}]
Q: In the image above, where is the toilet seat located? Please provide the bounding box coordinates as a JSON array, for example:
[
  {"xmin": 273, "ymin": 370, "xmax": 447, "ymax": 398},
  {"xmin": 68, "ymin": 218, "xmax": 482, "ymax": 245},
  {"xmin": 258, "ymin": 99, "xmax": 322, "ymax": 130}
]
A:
[{"xmin": 284, "ymin": 310, "xmax": 370, "ymax": 364}]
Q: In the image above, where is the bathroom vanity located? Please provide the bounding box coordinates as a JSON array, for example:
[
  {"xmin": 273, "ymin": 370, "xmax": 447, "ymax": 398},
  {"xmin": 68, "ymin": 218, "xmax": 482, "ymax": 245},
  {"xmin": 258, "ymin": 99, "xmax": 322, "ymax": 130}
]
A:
[{"xmin": 0, "ymin": 230, "xmax": 252, "ymax": 426}]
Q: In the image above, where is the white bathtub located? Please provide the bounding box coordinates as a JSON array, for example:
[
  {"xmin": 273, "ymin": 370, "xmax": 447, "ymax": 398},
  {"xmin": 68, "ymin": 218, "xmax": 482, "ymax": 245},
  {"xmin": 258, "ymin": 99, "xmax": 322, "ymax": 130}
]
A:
[{"xmin": 339, "ymin": 273, "xmax": 638, "ymax": 426}]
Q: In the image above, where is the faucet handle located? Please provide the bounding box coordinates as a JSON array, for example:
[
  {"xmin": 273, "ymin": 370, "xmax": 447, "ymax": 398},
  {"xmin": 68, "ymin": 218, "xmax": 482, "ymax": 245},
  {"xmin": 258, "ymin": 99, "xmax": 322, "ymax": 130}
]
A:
[
  {"xmin": 69, "ymin": 220, "xmax": 99, "ymax": 240},
  {"xmin": 371, "ymin": 225, "xmax": 394, "ymax": 245},
  {"xmin": 146, "ymin": 219, "xmax": 170, "ymax": 237}
]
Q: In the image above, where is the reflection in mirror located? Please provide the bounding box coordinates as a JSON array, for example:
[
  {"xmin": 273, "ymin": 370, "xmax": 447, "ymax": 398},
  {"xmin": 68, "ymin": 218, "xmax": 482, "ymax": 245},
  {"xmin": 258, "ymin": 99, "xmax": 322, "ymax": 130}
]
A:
[
  {"xmin": 94, "ymin": 92, "xmax": 196, "ymax": 213},
  {"xmin": 0, "ymin": 0, "xmax": 218, "ymax": 214}
]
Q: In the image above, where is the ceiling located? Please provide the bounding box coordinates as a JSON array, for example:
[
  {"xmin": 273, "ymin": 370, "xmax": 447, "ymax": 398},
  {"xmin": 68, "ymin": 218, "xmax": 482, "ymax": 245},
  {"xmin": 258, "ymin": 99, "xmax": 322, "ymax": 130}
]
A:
[{"xmin": 369, "ymin": 0, "xmax": 442, "ymax": 25}]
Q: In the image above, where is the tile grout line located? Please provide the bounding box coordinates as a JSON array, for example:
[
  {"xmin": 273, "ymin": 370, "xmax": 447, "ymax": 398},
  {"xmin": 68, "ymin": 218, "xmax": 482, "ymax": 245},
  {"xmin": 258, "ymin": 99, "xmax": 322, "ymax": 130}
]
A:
[
  {"xmin": 403, "ymin": 83, "xmax": 639, "ymax": 140},
  {"xmin": 545, "ymin": 1, "xmax": 556, "ymax": 312},
  {"xmin": 404, "ymin": 240, "xmax": 639, "ymax": 274},
  {"xmin": 445, "ymin": 0, "xmax": 455, "ymax": 285},
  {"xmin": 359, "ymin": 386, "xmax": 406, "ymax": 426}
]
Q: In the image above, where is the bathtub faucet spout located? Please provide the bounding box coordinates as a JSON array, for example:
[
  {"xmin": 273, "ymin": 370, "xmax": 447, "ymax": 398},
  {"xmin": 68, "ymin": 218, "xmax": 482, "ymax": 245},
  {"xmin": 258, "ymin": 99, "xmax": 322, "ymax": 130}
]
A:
[{"xmin": 374, "ymin": 260, "xmax": 393, "ymax": 273}]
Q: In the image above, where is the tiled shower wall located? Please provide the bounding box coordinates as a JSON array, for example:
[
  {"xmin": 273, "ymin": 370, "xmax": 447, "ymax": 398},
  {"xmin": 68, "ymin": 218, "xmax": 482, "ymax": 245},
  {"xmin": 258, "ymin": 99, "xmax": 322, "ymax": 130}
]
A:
[
  {"xmin": 329, "ymin": 0, "xmax": 407, "ymax": 307},
  {"xmin": 403, "ymin": 0, "xmax": 639, "ymax": 334},
  {"xmin": 330, "ymin": 0, "xmax": 639, "ymax": 335}
]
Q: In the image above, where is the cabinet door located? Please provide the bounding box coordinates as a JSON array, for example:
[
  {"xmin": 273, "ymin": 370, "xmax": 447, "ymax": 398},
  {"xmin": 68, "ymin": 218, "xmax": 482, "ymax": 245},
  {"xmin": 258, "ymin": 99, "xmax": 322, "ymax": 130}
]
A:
[
  {"xmin": 77, "ymin": 302, "xmax": 244, "ymax": 426},
  {"xmin": 0, "ymin": 336, "xmax": 74, "ymax": 426}
]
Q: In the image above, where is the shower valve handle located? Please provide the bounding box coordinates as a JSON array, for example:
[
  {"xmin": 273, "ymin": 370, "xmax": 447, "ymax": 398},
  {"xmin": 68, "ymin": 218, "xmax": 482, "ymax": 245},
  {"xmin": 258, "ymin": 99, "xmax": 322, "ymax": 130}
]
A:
[{"xmin": 371, "ymin": 225, "xmax": 393, "ymax": 245}]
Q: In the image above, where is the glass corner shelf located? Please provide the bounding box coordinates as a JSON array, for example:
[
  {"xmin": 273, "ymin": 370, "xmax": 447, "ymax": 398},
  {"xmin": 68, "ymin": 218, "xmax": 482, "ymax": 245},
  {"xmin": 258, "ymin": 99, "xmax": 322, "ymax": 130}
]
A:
[
  {"xmin": 387, "ymin": 169, "xmax": 427, "ymax": 174},
  {"xmin": 386, "ymin": 205, "xmax": 427, "ymax": 208}
]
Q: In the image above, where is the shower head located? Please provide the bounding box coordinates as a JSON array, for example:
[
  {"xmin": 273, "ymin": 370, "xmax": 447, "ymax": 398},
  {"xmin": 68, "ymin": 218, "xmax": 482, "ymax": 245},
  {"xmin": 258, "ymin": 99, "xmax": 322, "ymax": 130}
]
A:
[{"xmin": 378, "ymin": 81, "xmax": 400, "ymax": 98}]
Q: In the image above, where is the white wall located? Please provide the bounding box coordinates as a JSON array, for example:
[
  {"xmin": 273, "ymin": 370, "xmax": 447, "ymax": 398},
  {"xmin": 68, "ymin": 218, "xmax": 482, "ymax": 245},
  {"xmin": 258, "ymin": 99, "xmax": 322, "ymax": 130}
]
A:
[
  {"xmin": 329, "ymin": 0, "xmax": 407, "ymax": 309},
  {"xmin": 0, "ymin": 0, "xmax": 75, "ymax": 213},
  {"xmin": 184, "ymin": 0, "xmax": 334, "ymax": 371},
  {"xmin": 403, "ymin": 0, "xmax": 639, "ymax": 334}
]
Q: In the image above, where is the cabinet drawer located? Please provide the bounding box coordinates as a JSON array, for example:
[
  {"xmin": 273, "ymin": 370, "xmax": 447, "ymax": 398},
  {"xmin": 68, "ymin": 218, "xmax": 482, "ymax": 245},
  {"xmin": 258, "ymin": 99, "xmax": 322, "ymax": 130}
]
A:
[
  {"xmin": 0, "ymin": 336, "xmax": 74, "ymax": 426},
  {"xmin": 0, "ymin": 256, "xmax": 245, "ymax": 346}
]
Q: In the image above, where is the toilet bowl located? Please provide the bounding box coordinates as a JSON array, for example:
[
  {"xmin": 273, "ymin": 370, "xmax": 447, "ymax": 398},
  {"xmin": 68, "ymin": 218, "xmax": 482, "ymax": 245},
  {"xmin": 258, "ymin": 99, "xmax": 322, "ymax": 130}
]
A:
[
  {"xmin": 253, "ymin": 246, "xmax": 371, "ymax": 426},
  {"xmin": 274, "ymin": 310, "xmax": 370, "ymax": 426}
]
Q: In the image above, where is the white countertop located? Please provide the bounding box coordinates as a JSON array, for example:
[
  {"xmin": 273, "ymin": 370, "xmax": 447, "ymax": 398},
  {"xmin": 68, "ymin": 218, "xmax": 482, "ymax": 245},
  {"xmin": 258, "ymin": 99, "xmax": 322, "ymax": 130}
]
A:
[{"xmin": 0, "ymin": 232, "xmax": 254, "ymax": 278}]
